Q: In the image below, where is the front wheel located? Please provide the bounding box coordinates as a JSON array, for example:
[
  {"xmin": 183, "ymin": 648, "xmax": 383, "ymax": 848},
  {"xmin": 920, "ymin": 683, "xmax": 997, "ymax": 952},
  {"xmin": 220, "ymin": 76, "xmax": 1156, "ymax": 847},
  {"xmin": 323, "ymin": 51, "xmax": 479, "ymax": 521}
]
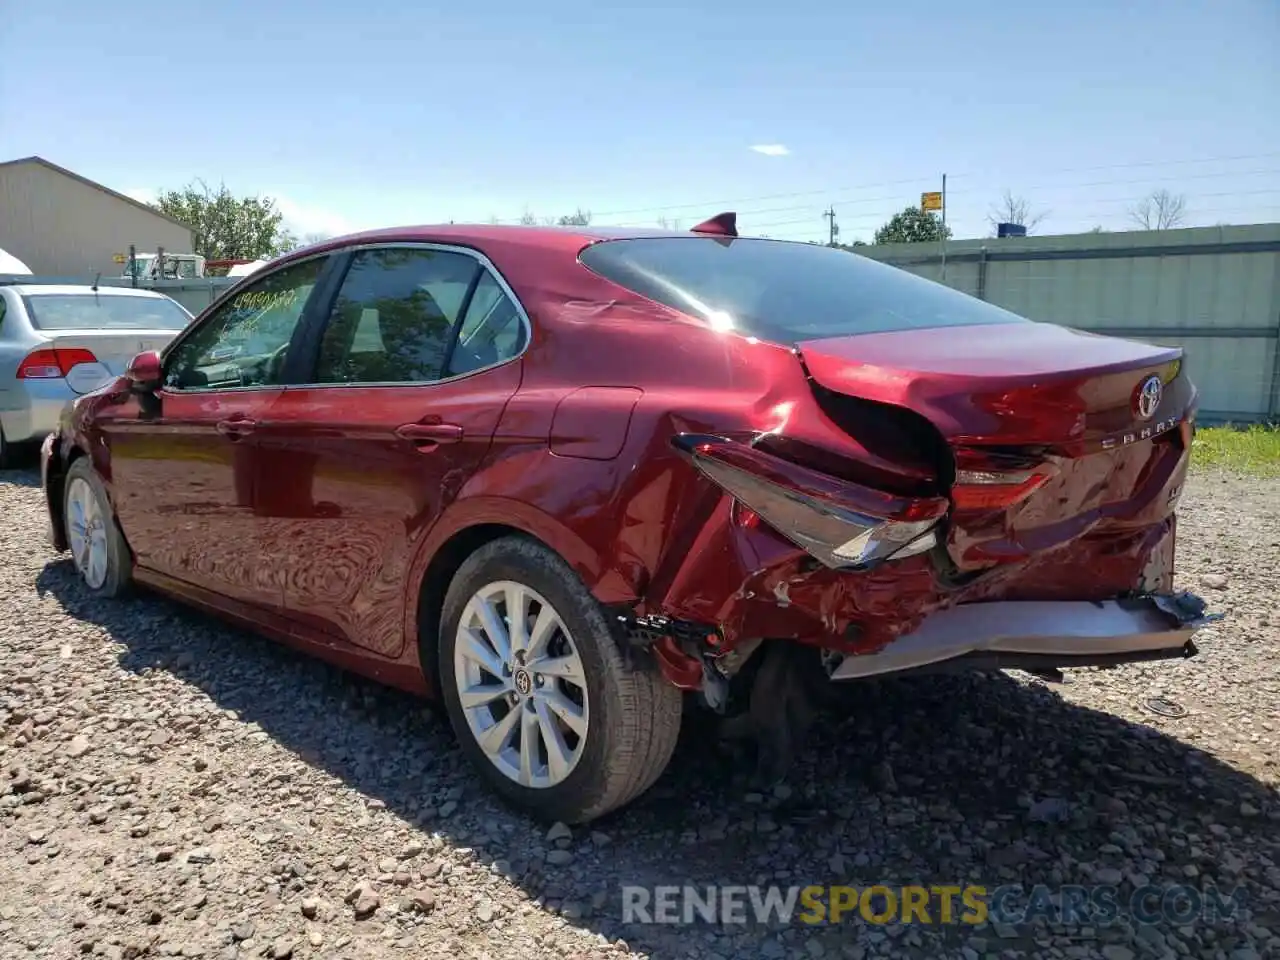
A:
[
  {"xmin": 62, "ymin": 458, "xmax": 132, "ymax": 598},
  {"xmin": 438, "ymin": 536, "xmax": 682, "ymax": 824}
]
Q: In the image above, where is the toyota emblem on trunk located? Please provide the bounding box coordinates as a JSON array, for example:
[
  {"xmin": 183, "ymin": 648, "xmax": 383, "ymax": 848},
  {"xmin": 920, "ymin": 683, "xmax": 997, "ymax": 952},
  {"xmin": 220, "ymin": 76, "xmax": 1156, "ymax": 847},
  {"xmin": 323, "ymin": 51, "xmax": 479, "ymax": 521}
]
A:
[{"xmin": 1136, "ymin": 375, "xmax": 1163, "ymax": 420}]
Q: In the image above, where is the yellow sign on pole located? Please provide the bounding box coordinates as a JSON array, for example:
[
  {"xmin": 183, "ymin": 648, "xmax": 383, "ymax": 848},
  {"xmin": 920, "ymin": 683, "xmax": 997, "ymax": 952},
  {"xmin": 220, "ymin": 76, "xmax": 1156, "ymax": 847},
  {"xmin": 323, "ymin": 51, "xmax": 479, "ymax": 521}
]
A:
[
  {"xmin": 921, "ymin": 192, "xmax": 943, "ymax": 212},
  {"xmin": 113, "ymin": 253, "xmax": 127, "ymax": 264}
]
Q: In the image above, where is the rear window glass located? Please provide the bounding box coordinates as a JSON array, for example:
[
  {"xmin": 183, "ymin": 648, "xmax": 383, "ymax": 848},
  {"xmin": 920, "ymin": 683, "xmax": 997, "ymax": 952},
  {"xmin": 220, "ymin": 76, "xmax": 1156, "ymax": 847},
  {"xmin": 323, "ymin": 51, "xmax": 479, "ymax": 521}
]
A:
[
  {"xmin": 578, "ymin": 237, "xmax": 1029, "ymax": 343},
  {"xmin": 23, "ymin": 293, "xmax": 192, "ymax": 331}
]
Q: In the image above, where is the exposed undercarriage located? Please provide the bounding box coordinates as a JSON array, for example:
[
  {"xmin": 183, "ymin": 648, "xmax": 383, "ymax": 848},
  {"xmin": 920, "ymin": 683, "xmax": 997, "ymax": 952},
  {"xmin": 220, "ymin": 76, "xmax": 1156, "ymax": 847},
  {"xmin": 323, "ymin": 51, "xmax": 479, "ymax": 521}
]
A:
[{"xmin": 618, "ymin": 586, "xmax": 1217, "ymax": 787}]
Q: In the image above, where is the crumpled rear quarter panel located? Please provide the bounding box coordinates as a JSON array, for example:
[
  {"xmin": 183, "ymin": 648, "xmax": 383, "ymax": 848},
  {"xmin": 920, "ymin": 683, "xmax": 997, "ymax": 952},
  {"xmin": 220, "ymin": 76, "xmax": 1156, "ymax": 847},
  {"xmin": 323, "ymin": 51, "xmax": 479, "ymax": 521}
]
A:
[
  {"xmin": 649, "ymin": 503, "xmax": 1180, "ymax": 655},
  {"xmin": 948, "ymin": 431, "xmax": 1188, "ymax": 569}
]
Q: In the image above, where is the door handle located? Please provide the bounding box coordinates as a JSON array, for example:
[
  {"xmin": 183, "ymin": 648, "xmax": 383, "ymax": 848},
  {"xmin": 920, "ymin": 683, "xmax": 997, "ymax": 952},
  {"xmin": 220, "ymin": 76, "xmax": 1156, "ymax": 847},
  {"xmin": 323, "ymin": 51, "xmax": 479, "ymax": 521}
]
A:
[
  {"xmin": 216, "ymin": 417, "xmax": 257, "ymax": 439},
  {"xmin": 395, "ymin": 423, "xmax": 464, "ymax": 444}
]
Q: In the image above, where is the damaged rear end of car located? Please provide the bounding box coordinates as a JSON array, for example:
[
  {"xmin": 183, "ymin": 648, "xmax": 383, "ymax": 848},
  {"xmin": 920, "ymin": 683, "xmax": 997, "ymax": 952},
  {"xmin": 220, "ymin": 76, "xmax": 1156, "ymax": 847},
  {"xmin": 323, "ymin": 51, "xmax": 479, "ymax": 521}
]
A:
[{"xmin": 578, "ymin": 234, "xmax": 1222, "ymax": 708}]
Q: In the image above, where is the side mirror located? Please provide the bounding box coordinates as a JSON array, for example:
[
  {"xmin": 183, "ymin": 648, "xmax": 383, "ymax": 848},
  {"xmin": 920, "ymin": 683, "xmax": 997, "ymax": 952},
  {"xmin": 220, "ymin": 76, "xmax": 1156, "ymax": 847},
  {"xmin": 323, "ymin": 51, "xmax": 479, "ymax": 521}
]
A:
[{"xmin": 125, "ymin": 350, "xmax": 163, "ymax": 390}]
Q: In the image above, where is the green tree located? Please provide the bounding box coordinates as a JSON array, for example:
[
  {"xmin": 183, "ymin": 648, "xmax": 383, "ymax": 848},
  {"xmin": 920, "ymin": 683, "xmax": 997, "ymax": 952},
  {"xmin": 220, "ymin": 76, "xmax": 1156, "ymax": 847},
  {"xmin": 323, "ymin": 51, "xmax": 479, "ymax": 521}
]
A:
[
  {"xmin": 873, "ymin": 206, "xmax": 952, "ymax": 244},
  {"xmin": 556, "ymin": 207, "xmax": 592, "ymax": 226},
  {"xmin": 281, "ymin": 232, "xmax": 332, "ymax": 253},
  {"xmin": 512, "ymin": 207, "xmax": 592, "ymax": 226},
  {"xmin": 152, "ymin": 180, "xmax": 294, "ymax": 259}
]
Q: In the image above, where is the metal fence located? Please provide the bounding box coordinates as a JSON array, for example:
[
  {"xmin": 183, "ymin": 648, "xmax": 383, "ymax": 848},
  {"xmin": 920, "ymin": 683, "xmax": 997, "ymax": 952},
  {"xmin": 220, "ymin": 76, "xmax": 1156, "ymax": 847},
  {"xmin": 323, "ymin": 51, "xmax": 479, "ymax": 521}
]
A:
[
  {"xmin": 0, "ymin": 273, "xmax": 239, "ymax": 317},
  {"xmin": 854, "ymin": 222, "xmax": 1280, "ymax": 424},
  {"xmin": 140, "ymin": 277, "xmax": 239, "ymax": 316}
]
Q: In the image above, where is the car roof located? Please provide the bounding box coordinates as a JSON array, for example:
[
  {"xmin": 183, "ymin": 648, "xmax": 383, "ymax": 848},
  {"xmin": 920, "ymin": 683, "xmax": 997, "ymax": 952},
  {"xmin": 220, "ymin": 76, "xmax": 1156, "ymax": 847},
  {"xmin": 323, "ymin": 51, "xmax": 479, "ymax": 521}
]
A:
[
  {"xmin": 281, "ymin": 221, "xmax": 763, "ymax": 263},
  {"xmin": 336, "ymin": 223, "xmax": 693, "ymax": 245},
  {"xmin": 4, "ymin": 284, "xmax": 175, "ymax": 298}
]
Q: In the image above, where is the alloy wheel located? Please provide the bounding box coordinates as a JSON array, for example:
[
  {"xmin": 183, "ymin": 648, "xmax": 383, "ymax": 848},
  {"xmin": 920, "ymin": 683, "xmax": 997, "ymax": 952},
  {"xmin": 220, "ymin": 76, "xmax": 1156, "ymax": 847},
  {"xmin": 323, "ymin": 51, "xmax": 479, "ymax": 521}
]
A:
[
  {"xmin": 452, "ymin": 580, "xmax": 589, "ymax": 788},
  {"xmin": 66, "ymin": 476, "xmax": 109, "ymax": 590}
]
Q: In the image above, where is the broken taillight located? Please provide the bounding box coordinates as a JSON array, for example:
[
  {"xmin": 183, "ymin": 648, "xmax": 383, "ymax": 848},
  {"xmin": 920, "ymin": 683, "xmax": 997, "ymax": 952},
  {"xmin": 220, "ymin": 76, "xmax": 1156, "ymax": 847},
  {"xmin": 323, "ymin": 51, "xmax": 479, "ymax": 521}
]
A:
[
  {"xmin": 673, "ymin": 433, "xmax": 949, "ymax": 570},
  {"xmin": 950, "ymin": 448, "xmax": 1052, "ymax": 511},
  {"xmin": 951, "ymin": 469, "xmax": 1050, "ymax": 510}
]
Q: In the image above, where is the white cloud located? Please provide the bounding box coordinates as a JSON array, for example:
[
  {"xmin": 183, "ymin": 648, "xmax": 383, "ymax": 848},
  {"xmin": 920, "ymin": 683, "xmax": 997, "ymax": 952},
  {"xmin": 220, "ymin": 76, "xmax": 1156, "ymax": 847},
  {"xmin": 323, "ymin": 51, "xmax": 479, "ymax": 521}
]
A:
[
  {"xmin": 123, "ymin": 187, "xmax": 158, "ymax": 205},
  {"xmin": 269, "ymin": 195, "xmax": 356, "ymax": 240},
  {"xmin": 750, "ymin": 144, "xmax": 790, "ymax": 157}
]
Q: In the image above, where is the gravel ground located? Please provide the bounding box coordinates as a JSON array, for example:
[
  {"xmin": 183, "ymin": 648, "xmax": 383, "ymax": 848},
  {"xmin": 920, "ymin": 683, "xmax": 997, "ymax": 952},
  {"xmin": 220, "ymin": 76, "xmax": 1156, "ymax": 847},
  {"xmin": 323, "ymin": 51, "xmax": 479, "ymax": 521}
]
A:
[{"xmin": 1, "ymin": 463, "xmax": 1277, "ymax": 960}]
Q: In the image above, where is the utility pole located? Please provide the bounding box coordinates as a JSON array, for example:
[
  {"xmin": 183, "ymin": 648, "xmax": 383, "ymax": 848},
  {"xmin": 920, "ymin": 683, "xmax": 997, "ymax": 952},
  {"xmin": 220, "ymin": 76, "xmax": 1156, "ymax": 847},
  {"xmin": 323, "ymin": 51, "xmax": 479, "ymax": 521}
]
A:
[
  {"xmin": 939, "ymin": 174, "xmax": 948, "ymax": 284},
  {"xmin": 823, "ymin": 206, "xmax": 839, "ymax": 246}
]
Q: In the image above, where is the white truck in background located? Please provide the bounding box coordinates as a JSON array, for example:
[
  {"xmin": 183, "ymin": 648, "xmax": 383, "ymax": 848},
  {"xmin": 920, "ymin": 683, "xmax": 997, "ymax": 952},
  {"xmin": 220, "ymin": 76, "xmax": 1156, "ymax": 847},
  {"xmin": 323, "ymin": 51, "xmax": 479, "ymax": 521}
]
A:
[
  {"xmin": 120, "ymin": 251, "xmax": 206, "ymax": 281},
  {"xmin": 116, "ymin": 249, "xmax": 272, "ymax": 283}
]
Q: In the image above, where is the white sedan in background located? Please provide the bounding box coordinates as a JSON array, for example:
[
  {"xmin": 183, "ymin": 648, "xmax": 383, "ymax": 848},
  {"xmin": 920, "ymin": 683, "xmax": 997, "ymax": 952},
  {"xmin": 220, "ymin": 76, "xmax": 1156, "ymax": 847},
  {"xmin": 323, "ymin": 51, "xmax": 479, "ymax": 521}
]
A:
[{"xmin": 0, "ymin": 284, "xmax": 193, "ymax": 468}]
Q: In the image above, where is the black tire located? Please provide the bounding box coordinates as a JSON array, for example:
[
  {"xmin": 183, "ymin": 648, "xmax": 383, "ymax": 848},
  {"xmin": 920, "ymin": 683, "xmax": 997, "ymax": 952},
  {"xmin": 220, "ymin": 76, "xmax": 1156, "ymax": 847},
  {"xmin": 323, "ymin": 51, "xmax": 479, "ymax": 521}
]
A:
[
  {"xmin": 438, "ymin": 535, "xmax": 682, "ymax": 824},
  {"xmin": 0, "ymin": 425, "xmax": 12, "ymax": 470},
  {"xmin": 62, "ymin": 458, "xmax": 132, "ymax": 599}
]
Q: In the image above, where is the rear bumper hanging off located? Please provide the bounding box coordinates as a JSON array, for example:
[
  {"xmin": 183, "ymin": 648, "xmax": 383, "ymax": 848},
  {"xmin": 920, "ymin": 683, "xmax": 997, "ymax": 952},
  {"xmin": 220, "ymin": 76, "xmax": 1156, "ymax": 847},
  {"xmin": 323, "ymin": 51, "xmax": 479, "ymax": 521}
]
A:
[{"xmin": 827, "ymin": 591, "xmax": 1222, "ymax": 681}]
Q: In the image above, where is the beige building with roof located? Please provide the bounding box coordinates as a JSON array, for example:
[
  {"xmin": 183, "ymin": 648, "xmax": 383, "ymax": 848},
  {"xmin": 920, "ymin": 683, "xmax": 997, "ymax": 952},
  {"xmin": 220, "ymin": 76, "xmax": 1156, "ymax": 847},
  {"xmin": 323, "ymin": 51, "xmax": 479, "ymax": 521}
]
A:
[{"xmin": 0, "ymin": 156, "xmax": 195, "ymax": 279}]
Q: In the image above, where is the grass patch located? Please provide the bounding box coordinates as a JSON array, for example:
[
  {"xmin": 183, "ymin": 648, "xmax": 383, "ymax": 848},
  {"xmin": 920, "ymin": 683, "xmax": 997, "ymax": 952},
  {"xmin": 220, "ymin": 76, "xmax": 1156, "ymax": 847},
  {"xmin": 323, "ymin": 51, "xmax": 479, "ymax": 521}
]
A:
[{"xmin": 1191, "ymin": 424, "xmax": 1280, "ymax": 477}]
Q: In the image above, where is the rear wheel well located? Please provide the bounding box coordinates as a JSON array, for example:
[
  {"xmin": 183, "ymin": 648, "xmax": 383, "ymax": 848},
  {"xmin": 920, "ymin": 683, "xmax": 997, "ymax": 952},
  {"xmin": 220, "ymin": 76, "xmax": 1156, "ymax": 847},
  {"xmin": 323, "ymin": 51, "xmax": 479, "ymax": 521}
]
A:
[{"xmin": 415, "ymin": 523, "xmax": 538, "ymax": 696}]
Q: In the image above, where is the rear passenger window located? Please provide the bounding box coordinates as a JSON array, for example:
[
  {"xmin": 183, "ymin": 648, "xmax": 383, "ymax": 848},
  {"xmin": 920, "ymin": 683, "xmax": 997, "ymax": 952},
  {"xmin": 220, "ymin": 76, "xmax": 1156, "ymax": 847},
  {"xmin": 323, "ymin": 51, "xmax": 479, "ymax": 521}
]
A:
[
  {"xmin": 315, "ymin": 248, "xmax": 480, "ymax": 385},
  {"xmin": 447, "ymin": 271, "xmax": 528, "ymax": 376}
]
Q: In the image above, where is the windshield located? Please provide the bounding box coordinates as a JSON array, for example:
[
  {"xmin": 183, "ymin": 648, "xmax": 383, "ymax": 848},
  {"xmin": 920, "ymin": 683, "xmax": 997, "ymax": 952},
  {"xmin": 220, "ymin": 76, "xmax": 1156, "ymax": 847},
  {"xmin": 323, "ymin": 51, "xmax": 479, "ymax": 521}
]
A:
[
  {"xmin": 23, "ymin": 293, "xmax": 193, "ymax": 331},
  {"xmin": 122, "ymin": 256, "xmax": 153, "ymax": 279},
  {"xmin": 579, "ymin": 237, "xmax": 1030, "ymax": 343}
]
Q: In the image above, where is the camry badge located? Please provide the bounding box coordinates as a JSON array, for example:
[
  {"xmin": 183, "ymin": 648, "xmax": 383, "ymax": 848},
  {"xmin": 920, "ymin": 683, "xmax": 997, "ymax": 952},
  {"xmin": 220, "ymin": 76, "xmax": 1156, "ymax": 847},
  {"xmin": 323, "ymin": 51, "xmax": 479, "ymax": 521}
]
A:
[{"xmin": 1135, "ymin": 375, "xmax": 1163, "ymax": 421}]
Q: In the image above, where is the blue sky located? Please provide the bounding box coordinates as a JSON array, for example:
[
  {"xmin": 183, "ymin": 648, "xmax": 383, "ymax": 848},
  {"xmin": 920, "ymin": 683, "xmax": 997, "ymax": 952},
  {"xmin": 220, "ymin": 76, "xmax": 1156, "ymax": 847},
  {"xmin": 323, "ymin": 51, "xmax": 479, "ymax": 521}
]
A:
[{"xmin": 2, "ymin": 0, "xmax": 1277, "ymax": 243}]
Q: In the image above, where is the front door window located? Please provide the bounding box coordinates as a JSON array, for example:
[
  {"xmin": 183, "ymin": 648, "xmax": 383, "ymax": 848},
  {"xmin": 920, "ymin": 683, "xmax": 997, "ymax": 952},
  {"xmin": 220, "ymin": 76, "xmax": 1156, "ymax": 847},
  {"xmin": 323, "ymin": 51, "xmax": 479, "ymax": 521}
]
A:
[{"xmin": 164, "ymin": 256, "xmax": 325, "ymax": 391}]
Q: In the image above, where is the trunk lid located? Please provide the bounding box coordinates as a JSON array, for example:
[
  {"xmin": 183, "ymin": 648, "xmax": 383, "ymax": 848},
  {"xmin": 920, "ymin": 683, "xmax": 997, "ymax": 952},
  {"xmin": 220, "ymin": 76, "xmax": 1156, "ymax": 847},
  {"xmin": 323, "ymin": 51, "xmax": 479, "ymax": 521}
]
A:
[
  {"xmin": 796, "ymin": 322, "xmax": 1195, "ymax": 571},
  {"xmin": 797, "ymin": 321, "xmax": 1188, "ymax": 450},
  {"xmin": 43, "ymin": 330, "xmax": 178, "ymax": 394}
]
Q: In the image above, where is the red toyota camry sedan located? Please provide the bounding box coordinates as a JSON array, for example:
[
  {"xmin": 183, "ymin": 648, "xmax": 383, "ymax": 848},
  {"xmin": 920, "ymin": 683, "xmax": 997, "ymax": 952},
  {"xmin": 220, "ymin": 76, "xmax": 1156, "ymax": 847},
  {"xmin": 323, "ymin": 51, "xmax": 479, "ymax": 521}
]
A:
[{"xmin": 40, "ymin": 214, "xmax": 1219, "ymax": 823}]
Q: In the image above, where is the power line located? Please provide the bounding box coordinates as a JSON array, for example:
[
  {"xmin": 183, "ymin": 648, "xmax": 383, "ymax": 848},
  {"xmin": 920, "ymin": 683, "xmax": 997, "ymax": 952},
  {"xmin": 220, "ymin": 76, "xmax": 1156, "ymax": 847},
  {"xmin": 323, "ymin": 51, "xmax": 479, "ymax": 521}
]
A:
[
  {"xmin": 749, "ymin": 187, "xmax": 1280, "ymax": 226},
  {"xmin": 496, "ymin": 151, "xmax": 1280, "ymax": 223},
  {"xmin": 581, "ymin": 174, "xmax": 1280, "ymax": 229},
  {"xmin": 999, "ymin": 151, "xmax": 1280, "ymax": 177},
  {"xmin": 577, "ymin": 175, "xmax": 940, "ymax": 220},
  {"xmin": 594, "ymin": 191, "xmax": 924, "ymax": 224},
  {"xmin": 752, "ymin": 202, "xmax": 1280, "ymax": 230},
  {"xmin": 749, "ymin": 201, "xmax": 1280, "ymax": 240},
  {"xmin": 1018, "ymin": 167, "xmax": 1280, "ymax": 193}
]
